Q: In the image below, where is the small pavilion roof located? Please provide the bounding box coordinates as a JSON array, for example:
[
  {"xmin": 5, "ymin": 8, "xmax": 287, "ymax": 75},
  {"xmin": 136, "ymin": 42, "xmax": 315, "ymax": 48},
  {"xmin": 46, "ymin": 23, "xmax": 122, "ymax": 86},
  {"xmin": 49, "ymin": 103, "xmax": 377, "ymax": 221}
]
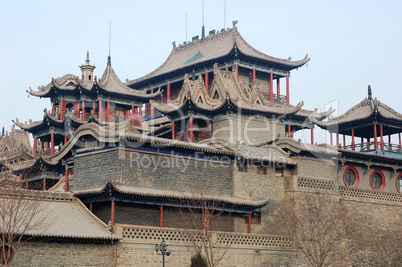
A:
[
  {"xmin": 151, "ymin": 64, "xmax": 305, "ymax": 117},
  {"xmin": 313, "ymin": 87, "xmax": 402, "ymax": 137},
  {"xmin": 0, "ymin": 190, "xmax": 117, "ymax": 241},
  {"xmin": 27, "ymin": 58, "xmax": 161, "ymax": 99},
  {"xmin": 7, "ymin": 154, "xmax": 60, "ymax": 172},
  {"xmin": 127, "ymin": 22, "xmax": 309, "ymax": 87}
]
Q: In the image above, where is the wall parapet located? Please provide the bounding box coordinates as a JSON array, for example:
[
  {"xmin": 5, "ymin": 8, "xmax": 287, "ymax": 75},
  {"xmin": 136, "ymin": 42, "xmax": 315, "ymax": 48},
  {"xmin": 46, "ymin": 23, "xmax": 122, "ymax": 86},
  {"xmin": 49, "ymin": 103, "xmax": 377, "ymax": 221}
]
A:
[
  {"xmin": 339, "ymin": 186, "xmax": 402, "ymax": 203},
  {"xmin": 114, "ymin": 224, "xmax": 292, "ymax": 250}
]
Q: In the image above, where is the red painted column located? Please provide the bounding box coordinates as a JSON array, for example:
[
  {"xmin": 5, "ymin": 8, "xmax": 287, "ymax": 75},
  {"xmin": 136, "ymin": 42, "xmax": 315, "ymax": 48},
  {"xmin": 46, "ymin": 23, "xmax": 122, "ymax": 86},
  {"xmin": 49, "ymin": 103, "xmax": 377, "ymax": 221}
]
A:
[
  {"xmin": 160, "ymin": 205, "xmax": 163, "ymax": 228},
  {"xmin": 225, "ymin": 66, "xmax": 229, "ymax": 71},
  {"xmin": 25, "ymin": 181, "xmax": 28, "ymax": 190},
  {"xmin": 43, "ymin": 177, "xmax": 46, "ymax": 191},
  {"xmin": 60, "ymin": 99, "xmax": 64, "ymax": 120},
  {"xmin": 270, "ymin": 73, "xmax": 274, "ymax": 102},
  {"xmin": 351, "ymin": 129, "xmax": 355, "ymax": 151},
  {"xmin": 111, "ymin": 200, "xmax": 115, "ymax": 232},
  {"xmin": 380, "ymin": 124, "xmax": 384, "ymax": 152},
  {"xmin": 206, "ymin": 209, "xmax": 210, "ymax": 231},
  {"xmin": 343, "ymin": 135, "xmax": 346, "ymax": 149},
  {"xmin": 235, "ymin": 65, "xmax": 239, "ymax": 81},
  {"xmin": 151, "ymin": 89, "xmax": 155, "ymax": 117},
  {"xmin": 33, "ymin": 138, "xmax": 37, "ymax": 159},
  {"xmin": 81, "ymin": 100, "xmax": 85, "ymax": 122},
  {"xmin": 90, "ymin": 202, "xmax": 93, "ymax": 213},
  {"xmin": 51, "ymin": 133, "xmax": 55, "ymax": 155},
  {"xmin": 139, "ymin": 104, "xmax": 142, "ymax": 127},
  {"xmin": 374, "ymin": 123, "xmax": 378, "ymax": 152},
  {"xmin": 106, "ymin": 100, "xmax": 110, "ymax": 122},
  {"xmin": 189, "ymin": 116, "xmax": 194, "ymax": 143},
  {"xmin": 205, "ymin": 74, "xmax": 209, "ymax": 94},
  {"xmin": 65, "ymin": 165, "xmax": 69, "ymax": 192},
  {"xmin": 99, "ymin": 100, "xmax": 103, "ymax": 122},
  {"xmin": 277, "ymin": 78, "xmax": 280, "ymax": 102},
  {"xmin": 399, "ymin": 133, "xmax": 401, "ymax": 153},
  {"xmin": 311, "ymin": 127, "xmax": 314, "ymax": 145},
  {"xmin": 167, "ymin": 84, "xmax": 171, "ymax": 100},
  {"xmin": 172, "ymin": 121, "xmax": 175, "ymax": 140},
  {"xmin": 248, "ymin": 213, "xmax": 251, "ymax": 234},
  {"xmin": 286, "ymin": 76, "xmax": 290, "ymax": 105},
  {"xmin": 64, "ymin": 135, "xmax": 67, "ymax": 144},
  {"xmin": 330, "ymin": 133, "xmax": 333, "ymax": 146},
  {"xmin": 131, "ymin": 105, "xmax": 135, "ymax": 126},
  {"xmin": 252, "ymin": 69, "xmax": 256, "ymax": 85}
]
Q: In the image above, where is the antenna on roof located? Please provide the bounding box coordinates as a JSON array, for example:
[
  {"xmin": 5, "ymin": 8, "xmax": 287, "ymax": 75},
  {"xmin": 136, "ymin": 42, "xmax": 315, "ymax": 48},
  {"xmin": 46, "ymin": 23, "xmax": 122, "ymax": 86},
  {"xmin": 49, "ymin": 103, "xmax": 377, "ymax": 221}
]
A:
[
  {"xmin": 224, "ymin": 0, "xmax": 226, "ymax": 29},
  {"xmin": 201, "ymin": 0, "xmax": 205, "ymax": 39},
  {"xmin": 107, "ymin": 21, "xmax": 112, "ymax": 66}
]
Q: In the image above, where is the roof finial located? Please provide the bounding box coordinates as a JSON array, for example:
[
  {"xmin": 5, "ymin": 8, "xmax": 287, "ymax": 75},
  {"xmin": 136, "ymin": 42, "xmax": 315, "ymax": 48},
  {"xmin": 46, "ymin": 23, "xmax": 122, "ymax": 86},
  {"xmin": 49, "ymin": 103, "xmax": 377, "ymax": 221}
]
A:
[
  {"xmin": 107, "ymin": 55, "xmax": 111, "ymax": 67},
  {"xmin": 368, "ymin": 85, "xmax": 372, "ymax": 100},
  {"xmin": 85, "ymin": 51, "xmax": 90, "ymax": 64}
]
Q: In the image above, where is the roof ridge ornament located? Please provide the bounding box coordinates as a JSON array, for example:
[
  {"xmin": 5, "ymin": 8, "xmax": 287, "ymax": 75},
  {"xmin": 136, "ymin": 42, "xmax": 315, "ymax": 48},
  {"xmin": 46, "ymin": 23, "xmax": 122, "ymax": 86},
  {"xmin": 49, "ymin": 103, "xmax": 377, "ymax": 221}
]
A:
[
  {"xmin": 107, "ymin": 55, "xmax": 111, "ymax": 66},
  {"xmin": 232, "ymin": 20, "xmax": 238, "ymax": 42}
]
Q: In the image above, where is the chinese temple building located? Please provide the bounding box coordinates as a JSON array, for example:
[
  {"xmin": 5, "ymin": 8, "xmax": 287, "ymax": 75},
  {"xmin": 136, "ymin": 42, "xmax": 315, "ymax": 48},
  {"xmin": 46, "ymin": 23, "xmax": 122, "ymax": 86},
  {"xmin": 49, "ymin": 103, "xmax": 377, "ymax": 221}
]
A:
[{"xmin": 6, "ymin": 22, "xmax": 402, "ymax": 266}]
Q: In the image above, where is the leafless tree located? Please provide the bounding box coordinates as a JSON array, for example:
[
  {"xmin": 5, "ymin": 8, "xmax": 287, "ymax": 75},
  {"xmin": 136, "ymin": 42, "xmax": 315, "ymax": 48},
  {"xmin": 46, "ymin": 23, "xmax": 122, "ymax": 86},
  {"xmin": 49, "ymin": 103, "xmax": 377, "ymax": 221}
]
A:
[
  {"xmin": 0, "ymin": 169, "xmax": 50, "ymax": 266},
  {"xmin": 282, "ymin": 193, "xmax": 348, "ymax": 267},
  {"xmin": 174, "ymin": 184, "xmax": 233, "ymax": 267},
  {"xmin": 105, "ymin": 226, "xmax": 125, "ymax": 267}
]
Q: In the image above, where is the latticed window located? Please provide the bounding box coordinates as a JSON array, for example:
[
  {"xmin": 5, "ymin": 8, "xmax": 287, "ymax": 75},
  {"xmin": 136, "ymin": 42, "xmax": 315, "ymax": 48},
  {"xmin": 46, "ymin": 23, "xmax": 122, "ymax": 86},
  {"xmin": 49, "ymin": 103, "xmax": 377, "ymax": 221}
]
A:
[
  {"xmin": 371, "ymin": 172, "xmax": 384, "ymax": 190},
  {"xmin": 345, "ymin": 169, "xmax": 356, "ymax": 186},
  {"xmin": 397, "ymin": 176, "xmax": 402, "ymax": 193}
]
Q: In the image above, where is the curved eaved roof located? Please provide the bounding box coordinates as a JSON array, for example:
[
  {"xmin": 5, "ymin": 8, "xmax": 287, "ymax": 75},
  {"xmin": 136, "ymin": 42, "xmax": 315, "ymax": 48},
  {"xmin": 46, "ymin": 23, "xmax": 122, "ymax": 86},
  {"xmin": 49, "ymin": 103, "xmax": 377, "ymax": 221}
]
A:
[{"xmin": 127, "ymin": 24, "xmax": 309, "ymax": 86}]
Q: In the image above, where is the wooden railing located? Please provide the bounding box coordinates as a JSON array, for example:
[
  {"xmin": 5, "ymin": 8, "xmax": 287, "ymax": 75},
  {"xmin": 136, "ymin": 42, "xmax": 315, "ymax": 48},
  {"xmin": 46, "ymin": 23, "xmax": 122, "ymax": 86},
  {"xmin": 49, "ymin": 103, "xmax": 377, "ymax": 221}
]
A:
[{"xmin": 342, "ymin": 141, "xmax": 402, "ymax": 153}]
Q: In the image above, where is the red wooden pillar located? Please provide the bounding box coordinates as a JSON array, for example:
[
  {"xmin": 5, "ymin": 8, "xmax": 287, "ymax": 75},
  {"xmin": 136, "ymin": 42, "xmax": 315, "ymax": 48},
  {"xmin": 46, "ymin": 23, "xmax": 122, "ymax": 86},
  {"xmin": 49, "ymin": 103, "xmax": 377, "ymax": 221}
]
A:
[
  {"xmin": 160, "ymin": 205, "xmax": 163, "ymax": 228},
  {"xmin": 139, "ymin": 104, "xmax": 142, "ymax": 127},
  {"xmin": 33, "ymin": 138, "xmax": 37, "ymax": 158},
  {"xmin": 64, "ymin": 135, "xmax": 67, "ymax": 145},
  {"xmin": 43, "ymin": 177, "xmax": 46, "ymax": 191},
  {"xmin": 167, "ymin": 84, "xmax": 171, "ymax": 100},
  {"xmin": 380, "ymin": 124, "xmax": 384, "ymax": 152},
  {"xmin": 206, "ymin": 209, "xmax": 210, "ymax": 231},
  {"xmin": 151, "ymin": 89, "xmax": 155, "ymax": 117},
  {"xmin": 252, "ymin": 69, "xmax": 256, "ymax": 85},
  {"xmin": 111, "ymin": 200, "xmax": 115, "ymax": 232},
  {"xmin": 106, "ymin": 100, "xmax": 110, "ymax": 122},
  {"xmin": 248, "ymin": 213, "xmax": 251, "ymax": 234},
  {"xmin": 343, "ymin": 135, "xmax": 346, "ymax": 149},
  {"xmin": 270, "ymin": 73, "xmax": 274, "ymax": 102},
  {"xmin": 204, "ymin": 74, "xmax": 209, "ymax": 94},
  {"xmin": 51, "ymin": 133, "xmax": 55, "ymax": 155},
  {"xmin": 330, "ymin": 133, "xmax": 333, "ymax": 146},
  {"xmin": 65, "ymin": 165, "xmax": 69, "ymax": 192},
  {"xmin": 351, "ymin": 129, "xmax": 355, "ymax": 151},
  {"xmin": 172, "ymin": 121, "xmax": 175, "ymax": 140},
  {"xmin": 99, "ymin": 100, "xmax": 103, "ymax": 122},
  {"xmin": 311, "ymin": 127, "xmax": 314, "ymax": 145},
  {"xmin": 89, "ymin": 202, "xmax": 93, "ymax": 212},
  {"xmin": 235, "ymin": 65, "xmax": 239, "ymax": 81},
  {"xmin": 81, "ymin": 100, "xmax": 85, "ymax": 122},
  {"xmin": 399, "ymin": 133, "xmax": 401, "ymax": 153},
  {"xmin": 225, "ymin": 66, "xmax": 229, "ymax": 71},
  {"xmin": 277, "ymin": 78, "xmax": 280, "ymax": 102},
  {"xmin": 374, "ymin": 123, "xmax": 378, "ymax": 152},
  {"xmin": 286, "ymin": 76, "xmax": 290, "ymax": 105},
  {"xmin": 189, "ymin": 116, "xmax": 194, "ymax": 143},
  {"xmin": 25, "ymin": 181, "xmax": 28, "ymax": 190},
  {"xmin": 60, "ymin": 99, "xmax": 64, "ymax": 120},
  {"xmin": 131, "ymin": 105, "xmax": 135, "ymax": 126},
  {"xmin": 75, "ymin": 102, "xmax": 79, "ymax": 118}
]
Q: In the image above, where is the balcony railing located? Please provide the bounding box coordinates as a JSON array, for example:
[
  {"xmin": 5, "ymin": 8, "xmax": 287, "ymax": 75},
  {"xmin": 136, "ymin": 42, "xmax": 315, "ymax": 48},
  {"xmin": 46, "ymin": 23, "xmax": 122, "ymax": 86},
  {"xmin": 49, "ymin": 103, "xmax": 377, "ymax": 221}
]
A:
[
  {"xmin": 341, "ymin": 141, "xmax": 402, "ymax": 154},
  {"xmin": 113, "ymin": 224, "xmax": 292, "ymax": 249},
  {"xmin": 261, "ymin": 92, "xmax": 287, "ymax": 103}
]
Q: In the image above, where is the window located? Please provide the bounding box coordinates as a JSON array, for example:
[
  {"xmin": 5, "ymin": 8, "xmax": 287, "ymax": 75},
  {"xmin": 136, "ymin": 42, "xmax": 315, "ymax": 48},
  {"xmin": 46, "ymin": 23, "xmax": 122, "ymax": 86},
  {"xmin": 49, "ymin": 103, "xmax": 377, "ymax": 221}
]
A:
[
  {"xmin": 275, "ymin": 168, "xmax": 283, "ymax": 177},
  {"xmin": 238, "ymin": 162, "xmax": 247, "ymax": 172},
  {"xmin": 396, "ymin": 174, "xmax": 402, "ymax": 193},
  {"xmin": 370, "ymin": 170, "xmax": 385, "ymax": 190},
  {"xmin": 257, "ymin": 166, "xmax": 266, "ymax": 175},
  {"xmin": 343, "ymin": 166, "xmax": 359, "ymax": 187}
]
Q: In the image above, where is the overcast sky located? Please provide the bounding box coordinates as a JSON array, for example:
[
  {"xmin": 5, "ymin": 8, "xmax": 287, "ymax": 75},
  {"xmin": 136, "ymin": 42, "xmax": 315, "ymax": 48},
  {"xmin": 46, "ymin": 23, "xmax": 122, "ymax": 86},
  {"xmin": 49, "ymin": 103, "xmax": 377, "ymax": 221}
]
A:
[{"xmin": 1, "ymin": 0, "xmax": 401, "ymax": 144}]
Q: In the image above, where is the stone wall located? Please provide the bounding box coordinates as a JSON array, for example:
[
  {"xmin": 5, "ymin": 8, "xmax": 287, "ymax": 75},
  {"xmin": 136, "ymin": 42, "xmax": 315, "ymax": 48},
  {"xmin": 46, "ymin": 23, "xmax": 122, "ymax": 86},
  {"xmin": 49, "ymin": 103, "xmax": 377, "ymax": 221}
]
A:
[{"xmin": 12, "ymin": 241, "xmax": 112, "ymax": 267}]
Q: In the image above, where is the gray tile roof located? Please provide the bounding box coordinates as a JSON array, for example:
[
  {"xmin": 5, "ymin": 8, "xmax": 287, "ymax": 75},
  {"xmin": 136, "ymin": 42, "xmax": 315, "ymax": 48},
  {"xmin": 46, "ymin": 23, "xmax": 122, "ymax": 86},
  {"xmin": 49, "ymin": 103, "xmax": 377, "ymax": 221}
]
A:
[
  {"xmin": 275, "ymin": 138, "xmax": 340, "ymax": 155},
  {"xmin": 127, "ymin": 25, "xmax": 309, "ymax": 86},
  {"xmin": 0, "ymin": 190, "xmax": 116, "ymax": 240}
]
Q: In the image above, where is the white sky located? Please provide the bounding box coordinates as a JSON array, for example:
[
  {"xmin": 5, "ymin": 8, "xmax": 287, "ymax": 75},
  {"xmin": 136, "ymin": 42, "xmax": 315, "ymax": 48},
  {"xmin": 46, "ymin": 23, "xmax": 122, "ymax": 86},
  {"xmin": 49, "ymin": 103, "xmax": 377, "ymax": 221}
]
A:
[{"xmin": 1, "ymin": 0, "xmax": 402, "ymax": 144}]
